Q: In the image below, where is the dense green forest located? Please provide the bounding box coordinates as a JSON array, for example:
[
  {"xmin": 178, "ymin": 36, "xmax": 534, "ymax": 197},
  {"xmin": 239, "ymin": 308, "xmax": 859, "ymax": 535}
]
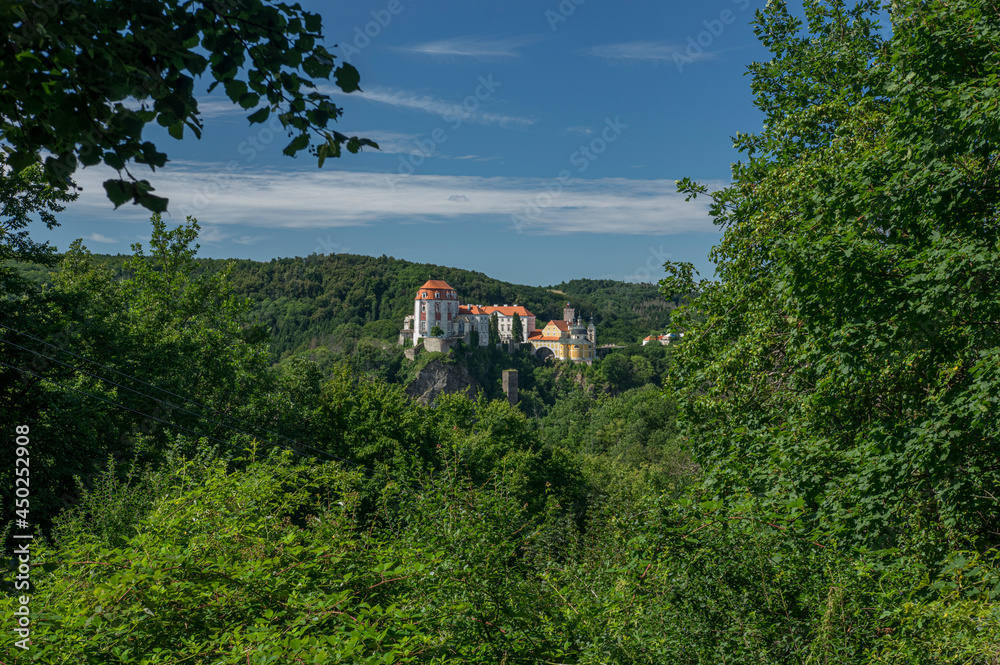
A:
[
  {"xmin": 9, "ymin": 253, "xmax": 675, "ymax": 359},
  {"xmin": 3, "ymin": 1, "xmax": 1000, "ymax": 662}
]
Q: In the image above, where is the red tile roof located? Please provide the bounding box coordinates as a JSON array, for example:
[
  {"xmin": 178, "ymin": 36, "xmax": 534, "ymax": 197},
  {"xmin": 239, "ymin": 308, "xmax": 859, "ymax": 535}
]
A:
[
  {"xmin": 483, "ymin": 305, "xmax": 534, "ymax": 317},
  {"xmin": 419, "ymin": 280, "xmax": 455, "ymax": 291},
  {"xmin": 546, "ymin": 320, "xmax": 569, "ymax": 331},
  {"xmin": 416, "ymin": 280, "xmax": 458, "ymax": 300}
]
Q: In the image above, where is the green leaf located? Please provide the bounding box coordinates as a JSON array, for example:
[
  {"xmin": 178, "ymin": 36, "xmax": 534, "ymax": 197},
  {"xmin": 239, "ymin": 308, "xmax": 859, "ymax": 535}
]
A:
[
  {"xmin": 238, "ymin": 93, "xmax": 261, "ymax": 110},
  {"xmin": 247, "ymin": 107, "xmax": 270, "ymax": 124},
  {"xmin": 135, "ymin": 190, "xmax": 169, "ymax": 214},
  {"xmin": 334, "ymin": 63, "xmax": 361, "ymax": 93},
  {"xmin": 223, "ymin": 78, "xmax": 248, "ymax": 101},
  {"xmin": 283, "ymin": 133, "xmax": 309, "ymax": 156},
  {"xmin": 304, "ymin": 12, "xmax": 322, "ymax": 33},
  {"xmin": 103, "ymin": 179, "xmax": 134, "ymax": 207}
]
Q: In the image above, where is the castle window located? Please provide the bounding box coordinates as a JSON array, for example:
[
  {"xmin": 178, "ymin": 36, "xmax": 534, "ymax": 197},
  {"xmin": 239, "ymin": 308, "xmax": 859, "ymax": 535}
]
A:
[{"xmin": 435, "ymin": 291, "xmax": 439, "ymax": 298}]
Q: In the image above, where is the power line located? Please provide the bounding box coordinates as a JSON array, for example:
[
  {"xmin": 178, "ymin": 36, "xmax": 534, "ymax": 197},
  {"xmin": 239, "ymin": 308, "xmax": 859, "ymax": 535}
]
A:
[
  {"xmin": 1, "ymin": 359, "xmax": 233, "ymax": 448},
  {"xmin": 1, "ymin": 336, "xmax": 247, "ymax": 438},
  {"xmin": 0, "ymin": 324, "xmax": 362, "ymax": 467},
  {"xmin": 0, "ymin": 357, "xmax": 361, "ymax": 469}
]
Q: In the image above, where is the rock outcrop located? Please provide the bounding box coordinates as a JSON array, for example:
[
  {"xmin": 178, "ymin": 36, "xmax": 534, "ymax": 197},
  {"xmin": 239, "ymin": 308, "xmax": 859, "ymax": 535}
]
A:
[{"xmin": 405, "ymin": 358, "xmax": 480, "ymax": 404}]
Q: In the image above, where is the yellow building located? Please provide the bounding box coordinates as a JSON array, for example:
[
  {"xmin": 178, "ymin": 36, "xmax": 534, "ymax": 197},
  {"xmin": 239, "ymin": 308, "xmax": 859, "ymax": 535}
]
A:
[{"xmin": 527, "ymin": 315, "xmax": 596, "ymax": 364}]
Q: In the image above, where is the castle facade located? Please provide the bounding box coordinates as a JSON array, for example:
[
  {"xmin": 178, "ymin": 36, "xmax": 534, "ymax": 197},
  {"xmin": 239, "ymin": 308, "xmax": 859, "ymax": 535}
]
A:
[{"xmin": 400, "ymin": 280, "xmax": 596, "ymax": 363}]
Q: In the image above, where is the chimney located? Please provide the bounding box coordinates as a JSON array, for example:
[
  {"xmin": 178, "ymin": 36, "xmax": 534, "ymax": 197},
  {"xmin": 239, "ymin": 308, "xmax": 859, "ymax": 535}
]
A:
[{"xmin": 502, "ymin": 370, "xmax": 518, "ymax": 408}]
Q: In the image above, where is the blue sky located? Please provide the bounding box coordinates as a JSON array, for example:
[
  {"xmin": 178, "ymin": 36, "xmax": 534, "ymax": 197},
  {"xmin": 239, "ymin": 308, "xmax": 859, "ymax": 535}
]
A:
[{"xmin": 43, "ymin": 0, "xmax": 775, "ymax": 286}]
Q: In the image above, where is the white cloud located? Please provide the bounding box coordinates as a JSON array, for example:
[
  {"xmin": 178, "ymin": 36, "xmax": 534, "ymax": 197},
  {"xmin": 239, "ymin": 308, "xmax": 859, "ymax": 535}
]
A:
[
  {"xmin": 329, "ymin": 85, "xmax": 535, "ymax": 129},
  {"xmin": 84, "ymin": 233, "xmax": 118, "ymax": 244},
  {"xmin": 348, "ymin": 130, "xmax": 421, "ymax": 154},
  {"xmin": 68, "ymin": 164, "xmax": 723, "ymax": 237},
  {"xmin": 198, "ymin": 225, "xmax": 266, "ymax": 246},
  {"xmin": 398, "ymin": 36, "xmax": 538, "ymax": 58},
  {"xmin": 197, "ymin": 226, "xmax": 229, "ymax": 244},
  {"xmin": 194, "ymin": 80, "xmax": 536, "ymax": 130},
  {"xmin": 581, "ymin": 41, "xmax": 718, "ymax": 64},
  {"xmin": 233, "ymin": 234, "xmax": 264, "ymax": 245},
  {"xmin": 195, "ymin": 98, "xmax": 258, "ymax": 119},
  {"xmin": 350, "ymin": 131, "xmax": 496, "ymax": 162}
]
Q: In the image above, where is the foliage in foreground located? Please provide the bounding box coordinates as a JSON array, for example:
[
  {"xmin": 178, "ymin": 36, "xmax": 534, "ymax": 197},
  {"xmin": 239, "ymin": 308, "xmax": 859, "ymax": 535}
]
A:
[
  {"xmin": 666, "ymin": 0, "xmax": 1000, "ymax": 554},
  {"xmin": 7, "ymin": 447, "xmax": 1000, "ymax": 663},
  {"xmin": 5, "ymin": 1, "xmax": 1000, "ymax": 661},
  {"xmin": 2, "ymin": 0, "xmax": 374, "ymax": 211}
]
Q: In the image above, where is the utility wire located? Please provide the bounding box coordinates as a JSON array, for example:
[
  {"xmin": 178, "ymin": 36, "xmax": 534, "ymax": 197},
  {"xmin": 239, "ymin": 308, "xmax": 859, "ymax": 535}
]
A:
[
  {"xmin": 0, "ymin": 324, "xmax": 362, "ymax": 468},
  {"xmin": 2, "ymin": 360, "xmax": 450, "ymax": 505},
  {"xmin": 0, "ymin": 356, "xmax": 361, "ymax": 469},
  {"xmin": 1, "ymin": 335, "xmax": 359, "ymax": 466},
  {"xmin": 1, "ymin": 357, "xmax": 368, "ymax": 469},
  {"xmin": 1, "ymin": 359, "xmax": 233, "ymax": 448},
  {"xmin": 0, "ymin": 323, "xmax": 321, "ymax": 456},
  {"xmin": 1, "ymin": 336, "xmax": 252, "ymax": 439}
]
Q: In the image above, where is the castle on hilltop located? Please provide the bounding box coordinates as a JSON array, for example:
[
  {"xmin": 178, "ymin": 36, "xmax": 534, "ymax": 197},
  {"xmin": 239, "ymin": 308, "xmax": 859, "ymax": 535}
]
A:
[{"xmin": 399, "ymin": 280, "xmax": 596, "ymax": 363}]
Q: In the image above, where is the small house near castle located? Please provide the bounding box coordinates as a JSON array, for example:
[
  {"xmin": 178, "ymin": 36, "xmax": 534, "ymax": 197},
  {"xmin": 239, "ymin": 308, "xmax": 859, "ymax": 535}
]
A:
[{"xmin": 399, "ymin": 280, "xmax": 596, "ymax": 364}]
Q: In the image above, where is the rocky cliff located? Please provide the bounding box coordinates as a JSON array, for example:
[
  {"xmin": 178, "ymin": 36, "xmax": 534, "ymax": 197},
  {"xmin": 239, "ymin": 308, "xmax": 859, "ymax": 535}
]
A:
[{"xmin": 405, "ymin": 358, "xmax": 481, "ymax": 404}]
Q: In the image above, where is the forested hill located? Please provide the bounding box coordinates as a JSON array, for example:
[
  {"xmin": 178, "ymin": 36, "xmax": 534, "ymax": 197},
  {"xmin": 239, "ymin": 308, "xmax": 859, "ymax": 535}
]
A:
[{"xmin": 17, "ymin": 252, "xmax": 675, "ymax": 358}]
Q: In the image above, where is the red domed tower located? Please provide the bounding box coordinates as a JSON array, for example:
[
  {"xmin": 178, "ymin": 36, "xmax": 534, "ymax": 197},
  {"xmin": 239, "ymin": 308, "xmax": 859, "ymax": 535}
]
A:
[{"xmin": 412, "ymin": 279, "xmax": 459, "ymax": 345}]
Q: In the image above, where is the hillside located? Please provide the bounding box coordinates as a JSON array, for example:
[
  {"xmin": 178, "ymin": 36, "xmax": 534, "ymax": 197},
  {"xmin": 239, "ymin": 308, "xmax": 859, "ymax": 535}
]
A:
[{"xmin": 12, "ymin": 251, "xmax": 675, "ymax": 359}]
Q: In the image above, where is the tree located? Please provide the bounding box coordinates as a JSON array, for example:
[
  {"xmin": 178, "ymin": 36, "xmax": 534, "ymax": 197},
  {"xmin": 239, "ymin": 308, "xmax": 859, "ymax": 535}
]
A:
[
  {"xmin": 1, "ymin": 215, "xmax": 274, "ymax": 527},
  {"xmin": 1, "ymin": 0, "xmax": 377, "ymax": 211},
  {"xmin": 0, "ymin": 157, "xmax": 76, "ymax": 294},
  {"xmin": 511, "ymin": 312, "xmax": 523, "ymax": 344},
  {"xmin": 430, "ymin": 325, "xmax": 444, "ymax": 337},
  {"xmin": 667, "ymin": 0, "xmax": 1000, "ymax": 552},
  {"xmin": 489, "ymin": 312, "xmax": 500, "ymax": 346},
  {"xmin": 598, "ymin": 352, "xmax": 634, "ymax": 395}
]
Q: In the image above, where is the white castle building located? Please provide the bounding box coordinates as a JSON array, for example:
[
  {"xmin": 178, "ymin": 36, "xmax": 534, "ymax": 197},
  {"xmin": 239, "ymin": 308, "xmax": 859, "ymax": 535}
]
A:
[
  {"xmin": 402, "ymin": 279, "xmax": 535, "ymax": 347},
  {"xmin": 400, "ymin": 280, "xmax": 596, "ymax": 363}
]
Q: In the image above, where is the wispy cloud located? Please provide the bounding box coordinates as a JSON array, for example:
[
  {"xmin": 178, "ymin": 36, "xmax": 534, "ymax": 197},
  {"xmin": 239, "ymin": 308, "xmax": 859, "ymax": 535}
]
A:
[
  {"xmin": 351, "ymin": 131, "xmax": 498, "ymax": 161},
  {"xmin": 337, "ymin": 86, "xmax": 535, "ymax": 129},
  {"xmin": 449, "ymin": 154, "xmax": 501, "ymax": 162},
  {"xmin": 198, "ymin": 226, "xmax": 229, "ymax": 244},
  {"xmin": 84, "ymin": 233, "xmax": 118, "ymax": 244},
  {"xmin": 69, "ymin": 164, "xmax": 723, "ymax": 237},
  {"xmin": 581, "ymin": 41, "xmax": 716, "ymax": 63},
  {"xmin": 194, "ymin": 98, "xmax": 260, "ymax": 119},
  {"xmin": 348, "ymin": 130, "xmax": 422, "ymax": 155},
  {"xmin": 233, "ymin": 234, "xmax": 264, "ymax": 245},
  {"xmin": 195, "ymin": 79, "xmax": 536, "ymax": 129},
  {"xmin": 398, "ymin": 36, "xmax": 538, "ymax": 58},
  {"xmin": 199, "ymin": 225, "xmax": 266, "ymax": 246}
]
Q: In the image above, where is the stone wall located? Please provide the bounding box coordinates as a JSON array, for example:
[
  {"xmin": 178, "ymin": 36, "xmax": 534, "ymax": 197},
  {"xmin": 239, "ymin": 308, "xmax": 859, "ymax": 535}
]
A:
[{"xmin": 423, "ymin": 337, "xmax": 454, "ymax": 354}]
